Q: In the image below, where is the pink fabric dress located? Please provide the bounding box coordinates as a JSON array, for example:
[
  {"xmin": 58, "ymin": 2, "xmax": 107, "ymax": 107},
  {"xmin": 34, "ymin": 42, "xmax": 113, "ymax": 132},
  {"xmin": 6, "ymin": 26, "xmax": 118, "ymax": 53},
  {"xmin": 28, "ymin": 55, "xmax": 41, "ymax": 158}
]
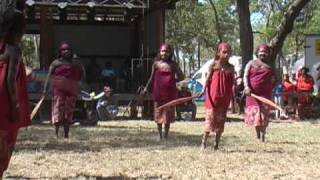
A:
[
  {"xmin": 152, "ymin": 61, "xmax": 177, "ymax": 124},
  {"xmin": 204, "ymin": 63, "xmax": 234, "ymax": 133},
  {"xmin": 51, "ymin": 63, "xmax": 82, "ymax": 125},
  {"xmin": 245, "ymin": 60, "xmax": 274, "ymax": 128}
]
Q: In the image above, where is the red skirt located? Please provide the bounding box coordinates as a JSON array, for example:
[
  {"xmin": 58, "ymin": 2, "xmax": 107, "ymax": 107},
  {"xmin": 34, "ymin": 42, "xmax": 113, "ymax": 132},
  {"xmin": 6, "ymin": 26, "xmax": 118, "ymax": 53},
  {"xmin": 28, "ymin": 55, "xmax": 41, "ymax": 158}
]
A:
[
  {"xmin": 204, "ymin": 108, "xmax": 227, "ymax": 133},
  {"xmin": 154, "ymin": 101, "xmax": 175, "ymax": 124},
  {"xmin": 51, "ymin": 95, "xmax": 77, "ymax": 125},
  {"xmin": 245, "ymin": 105, "xmax": 269, "ymax": 128}
]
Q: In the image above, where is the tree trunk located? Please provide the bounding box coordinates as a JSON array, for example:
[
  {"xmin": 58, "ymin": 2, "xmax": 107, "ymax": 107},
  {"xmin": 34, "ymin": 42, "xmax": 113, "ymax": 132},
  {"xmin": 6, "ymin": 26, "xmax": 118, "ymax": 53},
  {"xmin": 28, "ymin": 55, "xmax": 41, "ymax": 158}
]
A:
[
  {"xmin": 269, "ymin": 0, "xmax": 310, "ymax": 62},
  {"xmin": 183, "ymin": 56, "xmax": 186, "ymax": 75},
  {"xmin": 197, "ymin": 40, "xmax": 201, "ymax": 69},
  {"xmin": 236, "ymin": 0, "xmax": 253, "ymax": 70},
  {"xmin": 174, "ymin": 46, "xmax": 180, "ymax": 63},
  {"xmin": 208, "ymin": 0, "xmax": 223, "ymax": 42},
  {"xmin": 189, "ymin": 55, "xmax": 193, "ymax": 78},
  {"xmin": 34, "ymin": 35, "xmax": 40, "ymax": 66}
]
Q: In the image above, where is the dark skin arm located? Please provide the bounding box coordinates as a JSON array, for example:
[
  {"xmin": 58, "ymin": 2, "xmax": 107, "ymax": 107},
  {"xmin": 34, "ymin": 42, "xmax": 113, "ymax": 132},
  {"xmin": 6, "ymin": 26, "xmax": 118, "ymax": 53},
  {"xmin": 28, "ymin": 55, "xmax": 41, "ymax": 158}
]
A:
[
  {"xmin": 43, "ymin": 59, "xmax": 63, "ymax": 95},
  {"xmin": 6, "ymin": 45, "xmax": 20, "ymax": 122},
  {"xmin": 243, "ymin": 60, "xmax": 253, "ymax": 95},
  {"xmin": 143, "ymin": 62, "xmax": 156, "ymax": 93},
  {"xmin": 171, "ymin": 61, "xmax": 185, "ymax": 81},
  {"xmin": 73, "ymin": 60, "xmax": 86, "ymax": 81}
]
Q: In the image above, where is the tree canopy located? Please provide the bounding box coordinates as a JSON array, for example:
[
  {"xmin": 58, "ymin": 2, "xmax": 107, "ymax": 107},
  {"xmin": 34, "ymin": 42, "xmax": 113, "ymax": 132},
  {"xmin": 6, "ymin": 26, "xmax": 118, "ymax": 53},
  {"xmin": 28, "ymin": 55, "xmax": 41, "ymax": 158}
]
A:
[{"xmin": 165, "ymin": 0, "xmax": 319, "ymax": 75}]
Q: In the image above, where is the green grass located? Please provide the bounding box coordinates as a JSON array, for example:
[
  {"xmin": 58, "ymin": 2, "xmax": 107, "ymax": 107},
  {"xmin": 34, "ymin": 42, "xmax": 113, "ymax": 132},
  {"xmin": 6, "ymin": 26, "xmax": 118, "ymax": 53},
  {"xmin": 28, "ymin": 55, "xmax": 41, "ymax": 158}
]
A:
[{"xmin": 4, "ymin": 119, "xmax": 320, "ymax": 179}]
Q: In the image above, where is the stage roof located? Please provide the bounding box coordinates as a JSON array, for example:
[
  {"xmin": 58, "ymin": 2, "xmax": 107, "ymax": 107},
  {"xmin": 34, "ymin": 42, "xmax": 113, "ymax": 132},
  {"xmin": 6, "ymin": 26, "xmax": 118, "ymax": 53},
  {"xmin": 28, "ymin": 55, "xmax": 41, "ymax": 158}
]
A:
[{"xmin": 25, "ymin": 0, "xmax": 179, "ymax": 24}]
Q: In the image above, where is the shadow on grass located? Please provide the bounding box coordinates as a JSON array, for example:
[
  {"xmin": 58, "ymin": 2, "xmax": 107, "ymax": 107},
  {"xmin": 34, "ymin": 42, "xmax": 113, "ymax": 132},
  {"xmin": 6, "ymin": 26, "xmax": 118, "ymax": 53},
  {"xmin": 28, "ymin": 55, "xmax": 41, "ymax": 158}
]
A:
[
  {"xmin": 5, "ymin": 175, "xmax": 135, "ymax": 180},
  {"xmin": 224, "ymin": 148, "xmax": 285, "ymax": 154},
  {"xmin": 15, "ymin": 123, "xmax": 240, "ymax": 153},
  {"xmin": 226, "ymin": 117, "xmax": 243, "ymax": 122},
  {"xmin": 5, "ymin": 176, "xmax": 32, "ymax": 180}
]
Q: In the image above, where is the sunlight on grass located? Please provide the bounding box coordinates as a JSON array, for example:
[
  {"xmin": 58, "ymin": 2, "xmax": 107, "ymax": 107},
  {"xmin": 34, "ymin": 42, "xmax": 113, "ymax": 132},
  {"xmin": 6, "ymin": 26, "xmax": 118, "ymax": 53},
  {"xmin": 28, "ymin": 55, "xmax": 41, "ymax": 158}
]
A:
[{"xmin": 5, "ymin": 120, "xmax": 320, "ymax": 179}]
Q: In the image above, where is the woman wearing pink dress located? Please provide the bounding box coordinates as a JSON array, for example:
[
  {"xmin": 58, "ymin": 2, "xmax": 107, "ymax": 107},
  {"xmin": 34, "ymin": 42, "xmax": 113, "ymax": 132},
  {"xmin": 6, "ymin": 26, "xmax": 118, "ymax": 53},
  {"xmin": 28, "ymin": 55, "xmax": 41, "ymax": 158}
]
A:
[
  {"xmin": 144, "ymin": 43, "xmax": 184, "ymax": 140},
  {"xmin": 43, "ymin": 42, "xmax": 85, "ymax": 138},
  {"xmin": 243, "ymin": 44, "xmax": 275, "ymax": 142}
]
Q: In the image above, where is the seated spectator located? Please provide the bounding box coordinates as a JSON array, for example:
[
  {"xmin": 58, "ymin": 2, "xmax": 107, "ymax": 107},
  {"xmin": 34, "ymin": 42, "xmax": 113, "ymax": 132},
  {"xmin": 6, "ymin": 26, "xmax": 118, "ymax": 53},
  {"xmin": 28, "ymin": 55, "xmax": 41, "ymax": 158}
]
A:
[
  {"xmin": 176, "ymin": 85, "xmax": 197, "ymax": 121},
  {"xmin": 281, "ymin": 74, "xmax": 296, "ymax": 108},
  {"xmin": 96, "ymin": 85, "xmax": 117, "ymax": 120}
]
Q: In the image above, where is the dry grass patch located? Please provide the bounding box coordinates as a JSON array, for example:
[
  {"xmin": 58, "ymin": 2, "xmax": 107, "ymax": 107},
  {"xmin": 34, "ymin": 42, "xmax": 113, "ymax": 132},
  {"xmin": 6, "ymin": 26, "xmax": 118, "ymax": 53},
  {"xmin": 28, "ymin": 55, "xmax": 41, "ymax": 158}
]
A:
[{"xmin": 4, "ymin": 119, "xmax": 320, "ymax": 179}]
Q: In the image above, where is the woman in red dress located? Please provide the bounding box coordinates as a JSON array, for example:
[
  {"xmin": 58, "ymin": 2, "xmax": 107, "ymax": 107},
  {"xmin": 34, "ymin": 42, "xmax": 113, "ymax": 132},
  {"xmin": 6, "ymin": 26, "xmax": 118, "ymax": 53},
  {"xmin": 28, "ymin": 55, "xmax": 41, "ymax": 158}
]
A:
[
  {"xmin": 144, "ymin": 43, "xmax": 184, "ymax": 140},
  {"xmin": 201, "ymin": 42, "xmax": 234, "ymax": 150},
  {"xmin": 0, "ymin": 1, "xmax": 31, "ymax": 177},
  {"xmin": 43, "ymin": 42, "xmax": 85, "ymax": 138},
  {"xmin": 244, "ymin": 44, "xmax": 275, "ymax": 142},
  {"xmin": 296, "ymin": 67, "xmax": 314, "ymax": 119}
]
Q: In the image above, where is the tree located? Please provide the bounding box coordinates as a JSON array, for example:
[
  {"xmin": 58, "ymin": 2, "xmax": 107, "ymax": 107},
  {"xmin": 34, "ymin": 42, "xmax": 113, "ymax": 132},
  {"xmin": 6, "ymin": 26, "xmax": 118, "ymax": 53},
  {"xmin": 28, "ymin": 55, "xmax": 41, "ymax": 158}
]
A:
[
  {"xmin": 166, "ymin": 0, "xmax": 240, "ymax": 76},
  {"xmin": 21, "ymin": 35, "xmax": 40, "ymax": 68},
  {"xmin": 236, "ymin": 0, "xmax": 254, "ymax": 68},
  {"xmin": 236, "ymin": 0, "xmax": 311, "ymax": 69},
  {"xmin": 268, "ymin": 0, "xmax": 311, "ymax": 62}
]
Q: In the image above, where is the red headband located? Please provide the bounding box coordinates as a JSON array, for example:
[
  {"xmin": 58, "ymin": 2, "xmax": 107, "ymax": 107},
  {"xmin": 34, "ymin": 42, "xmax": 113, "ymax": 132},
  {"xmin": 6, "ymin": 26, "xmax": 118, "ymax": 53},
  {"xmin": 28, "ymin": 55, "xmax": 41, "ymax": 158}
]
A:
[
  {"xmin": 217, "ymin": 42, "xmax": 231, "ymax": 51},
  {"xmin": 256, "ymin": 44, "xmax": 270, "ymax": 53}
]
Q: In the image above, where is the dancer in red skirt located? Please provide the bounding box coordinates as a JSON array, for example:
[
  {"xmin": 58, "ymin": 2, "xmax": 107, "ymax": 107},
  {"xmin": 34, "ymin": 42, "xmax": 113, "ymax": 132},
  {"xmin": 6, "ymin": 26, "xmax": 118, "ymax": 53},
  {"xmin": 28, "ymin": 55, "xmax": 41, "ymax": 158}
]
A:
[
  {"xmin": 201, "ymin": 42, "xmax": 234, "ymax": 150},
  {"xmin": 144, "ymin": 43, "xmax": 184, "ymax": 140}
]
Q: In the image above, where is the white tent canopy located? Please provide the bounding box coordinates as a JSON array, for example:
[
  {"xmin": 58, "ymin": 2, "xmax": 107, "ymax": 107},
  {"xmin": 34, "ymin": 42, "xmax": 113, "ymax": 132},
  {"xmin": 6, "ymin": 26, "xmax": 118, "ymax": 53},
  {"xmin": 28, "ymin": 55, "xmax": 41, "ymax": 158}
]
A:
[{"xmin": 292, "ymin": 57, "xmax": 305, "ymax": 73}]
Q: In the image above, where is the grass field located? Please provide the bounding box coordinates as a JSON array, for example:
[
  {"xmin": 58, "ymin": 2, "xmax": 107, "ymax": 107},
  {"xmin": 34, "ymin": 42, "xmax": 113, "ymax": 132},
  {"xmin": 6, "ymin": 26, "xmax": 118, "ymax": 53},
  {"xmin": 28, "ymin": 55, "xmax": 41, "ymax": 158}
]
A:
[{"xmin": 4, "ymin": 116, "xmax": 320, "ymax": 180}]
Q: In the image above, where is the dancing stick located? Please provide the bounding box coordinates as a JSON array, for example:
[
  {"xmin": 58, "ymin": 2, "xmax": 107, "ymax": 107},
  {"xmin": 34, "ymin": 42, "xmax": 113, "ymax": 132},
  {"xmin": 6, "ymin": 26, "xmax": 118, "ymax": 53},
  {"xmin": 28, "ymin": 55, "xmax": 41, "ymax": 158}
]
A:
[
  {"xmin": 251, "ymin": 93, "xmax": 284, "ymax": 112},
  {"xmin": 157, "ymin": 93, "xmax": 202, "ymax": 110},
  {"xmin": 30, "ymin": 95, "xmax": 45, "ymax": 120}
]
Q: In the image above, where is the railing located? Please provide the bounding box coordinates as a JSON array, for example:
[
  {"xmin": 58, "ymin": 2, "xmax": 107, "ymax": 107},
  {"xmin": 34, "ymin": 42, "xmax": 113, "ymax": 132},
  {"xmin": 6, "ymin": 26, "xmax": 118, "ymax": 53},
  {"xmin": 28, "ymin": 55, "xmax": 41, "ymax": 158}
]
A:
[{"xmin": 26, "ymin": 0, "xmax": 149, "ymax": 9}]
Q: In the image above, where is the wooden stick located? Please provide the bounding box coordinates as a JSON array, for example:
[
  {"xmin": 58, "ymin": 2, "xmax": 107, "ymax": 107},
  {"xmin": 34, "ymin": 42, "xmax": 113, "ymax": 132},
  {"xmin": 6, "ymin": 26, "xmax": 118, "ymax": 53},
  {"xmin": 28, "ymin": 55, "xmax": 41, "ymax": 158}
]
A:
[
  {"xmin": 157, "ymin": 93, "xmax": 202, "ymax": 110},
  {"xmin": 30, "ymin": 95, "xmax": 45, "ymax": 120},
  {"xmin": 251, "ymin": 93, "xmax": 284, "ymax": 112}
]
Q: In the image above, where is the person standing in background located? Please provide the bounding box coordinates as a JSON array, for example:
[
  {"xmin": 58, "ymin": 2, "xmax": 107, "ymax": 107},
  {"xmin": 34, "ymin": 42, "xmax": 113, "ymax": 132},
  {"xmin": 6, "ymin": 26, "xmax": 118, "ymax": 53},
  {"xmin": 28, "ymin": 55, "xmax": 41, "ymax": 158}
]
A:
[{"xmin": 43, "ymin": 42, "xmax": 85, "ymax": 138}]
